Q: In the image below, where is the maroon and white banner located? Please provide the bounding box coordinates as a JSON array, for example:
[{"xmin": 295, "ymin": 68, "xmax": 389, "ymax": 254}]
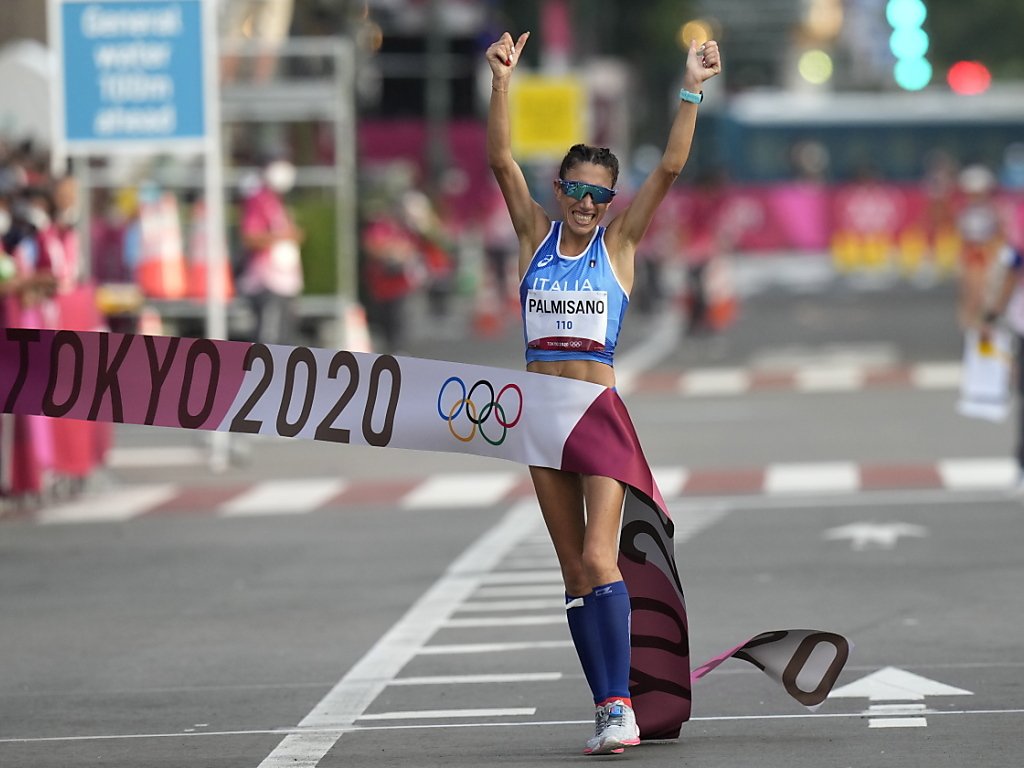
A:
[{"xmin": 0, "ymin": 328, "xmax": 851, "ymax": 739}]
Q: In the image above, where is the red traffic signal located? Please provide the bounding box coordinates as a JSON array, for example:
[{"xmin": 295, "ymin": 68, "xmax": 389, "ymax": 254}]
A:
[{"xmin": 947, "ymin": 60, "xmax": 991, "ymax": 95}]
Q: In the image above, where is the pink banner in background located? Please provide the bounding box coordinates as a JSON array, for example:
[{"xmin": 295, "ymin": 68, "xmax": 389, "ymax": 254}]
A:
[{"xmin": 645, "ymin": 185, "xmax": 1024, "ymax": 254}]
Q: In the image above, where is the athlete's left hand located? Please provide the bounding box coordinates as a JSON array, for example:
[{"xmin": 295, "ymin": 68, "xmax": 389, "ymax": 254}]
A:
[{"xmin": 683, "ymin": 39, "xmax": 721, "ymax": 91}]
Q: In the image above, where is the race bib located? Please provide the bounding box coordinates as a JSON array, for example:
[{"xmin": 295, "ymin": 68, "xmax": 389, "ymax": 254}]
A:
[{"xmin": 525, "ymin": 289, "xmax": 608, "ymax": 351}]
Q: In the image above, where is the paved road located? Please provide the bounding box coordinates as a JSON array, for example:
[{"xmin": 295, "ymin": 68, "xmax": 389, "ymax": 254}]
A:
[{"xmin": 2, "ymin": 277, "xmax": 1022, "ymax": 767}]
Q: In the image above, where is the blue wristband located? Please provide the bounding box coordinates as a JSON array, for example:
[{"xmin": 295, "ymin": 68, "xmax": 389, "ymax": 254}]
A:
[{"xmin": 679, "ymin": 88, "xmax": 703, "ymax": 104}]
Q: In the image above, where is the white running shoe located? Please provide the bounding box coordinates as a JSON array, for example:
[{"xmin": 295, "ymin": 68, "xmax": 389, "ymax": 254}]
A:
[
  {"xmin": 583, "ymin": 705, "xmax": 613, "ymax": 755},
  {"xmin": 583, "ymin": 700, "xmax": 640, "ymax": 756}
]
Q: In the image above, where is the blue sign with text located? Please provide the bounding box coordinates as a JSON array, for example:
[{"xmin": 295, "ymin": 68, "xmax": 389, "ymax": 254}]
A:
[{"xmin": 58, "ymin": 0, "xmax": 206, "ymax": 147}]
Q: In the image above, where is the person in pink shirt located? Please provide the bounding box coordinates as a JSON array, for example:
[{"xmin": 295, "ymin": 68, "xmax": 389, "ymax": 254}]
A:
[
  {"xmin": 238, "ymin": 159, "xmax": 304, "ymax": 344},
  {"xmin": 49, "ymin": 175, "xmax": 81, "ymax": 293}
]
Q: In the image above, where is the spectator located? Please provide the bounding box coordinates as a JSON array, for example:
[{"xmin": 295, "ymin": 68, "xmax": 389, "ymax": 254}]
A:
[
  {"xmin": 481, "ymin": 178, "xmax": 520, "ymax": 304},
  {"xmin": 0, "ymin": 193, "xmax": 23, "ymax": 315},
  {"xmin": 90, "ymin": 188, "xmax": 133, "ymax": 285},
  {"xmin": 957, "ymin": 164, "xmax": 1007, "ymax": 329},
  {"xmin": 361, "ymin": 208, "xmax": 422, "ymax": 353},
  {"xmin": 399, "ymin": 189, "xmax": 455, "ymax": 322},
  {"xmin": 632, "ymin": 187, "xmax": 683, "ymax": 316},
  {"xmin": 7, "ymin": 187, "xmax": 61, "ymax": 319},
  {"xmin": 50, "ymin": 175, "xmax": 81, "ymax": 292},
  {"xmin": 923, "ymin": 150, "xmax": 959, "ymax": 239},
  {"xmin": 0, "ymin": 159, "xmax": 108, "ymax": 501},
  {"xmin": 237, "ymin": 158, "xmax": 305, "ymax": 344},
  {"xmin": 683, "ymin": 169, "xmax": 730, "ymax": 335}
]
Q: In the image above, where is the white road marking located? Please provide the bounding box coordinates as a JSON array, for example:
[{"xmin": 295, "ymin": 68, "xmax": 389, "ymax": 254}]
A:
[
  {"xmin": 474, "ymin": 585, "xmax": 563, "ymax": 599},
  {"xmin": 938, "ymin": 458, "xmax": 1017, "ymax": 490},
  {"xmin": 670, "ymin": 505, "xmax": 732, "ymax": 542},
  {"xmin": 218, "ymin": 480, "xmax": 343, "ymax": 517},
  {"xmin": 5, "ymin": 707, "xmax": 1024, "ymax": 745},
  {"xmin": 254, "ymin": 501, "xmax": 542, "ymax": 768},
  {"xmin": 22, "ymin": 465, "xmax": 1024, "ymax": 527},
  {"xmin": 683, "ymin": 487, "xmax": 1016, "ymax": 512},
  {"xmin": 106, "ymin": 445, "xmax": 206, "ymax": 468},
  {"xmin": 457, "ymin": 599, "xmax": 563, "ymax": 612},
  {"xmin": 387, "ymin": 673, "xmax": 562, "ymax": 686},
  {"xmin": 868, "ymin": 717, "xmax": 928, "ymax": 728},
  {"xmin": 832, "ymin": 666, "xmax": 973, "ymax": 729},
  {"xmin": 479, "ymin": 570, "xmax": 564, "ymax": 584},
  {"xmin": 911, "ymin": 362, "xmax": 962, "ymax": 389},
  {"xmin": 867, "ymin": 703, "xmax": 928, "ymax": 716},
  {"xmin": 443, "ymin": 615, "xmax": 563, "ymax": 628},
  {"xmin": 753, "ymin": 344, "xmax": 899, "ymax": 370},
  {"xmin": 651, "ymin": 466, "xmax": 689, "ymax": 498},
  {"xmin": 417, "ymin": 640, "xmax": 574, "ymax": 655},
  {"xmin": 400, "ymin": 472, "xmax": 519, "ymax": 509},
  {"xmin": 38, "ymin": 485, "xmax": 178, "ymax": 524},
  {"xmin": 501, "ymin": 557, "xmax": 559, "ymax": 570},
  {"xmin": 358, "ymin": 707, "xmax": 536, "ymax": 721},
  {"xmin": 830, "ymin": 667, "xmax": 974, "ymax": 701},
  {"xmin": 795, "ymin": 366, "xmax": 866, "ymax": 392},
  {"xmin": 765, "ymin": 462, "xmax": 859, "ymax": 494},
  {"xmin": 822, "ymin": 522, "xmax": 928, "ymax": 551},
  {"xmin": 679, "ymin": 368, "xmax": 751, "ymax": 396}
]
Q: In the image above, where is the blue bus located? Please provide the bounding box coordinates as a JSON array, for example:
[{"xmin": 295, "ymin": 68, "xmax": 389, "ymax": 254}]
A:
[{"xmin": 699, "ymin": 88, "xmax": 1024, "ymax": 183}]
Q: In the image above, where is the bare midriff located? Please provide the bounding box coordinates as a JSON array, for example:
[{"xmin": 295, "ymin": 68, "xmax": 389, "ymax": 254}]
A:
[{"xmin": 527, "ymin": 358, "xmax": 615, "ymax": 388}]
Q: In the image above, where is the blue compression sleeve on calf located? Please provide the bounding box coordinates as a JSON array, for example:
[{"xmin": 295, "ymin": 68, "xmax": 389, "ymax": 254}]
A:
[
  {"xmin": 593, "ymin": 581, "xmax": 632, "ymax": 700},
  {"xmin": 566, "ymin": 593, "xmax": 607, "ymax": 704}
]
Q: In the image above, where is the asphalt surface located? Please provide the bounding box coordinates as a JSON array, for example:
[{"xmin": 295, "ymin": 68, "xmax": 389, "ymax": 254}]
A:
[{"xmin": 2, "ymin": 272, "xmax": 1022, "ymax": 767}]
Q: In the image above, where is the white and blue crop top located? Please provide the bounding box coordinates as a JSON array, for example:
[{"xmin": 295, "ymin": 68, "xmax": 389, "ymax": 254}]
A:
[{"xmin": 519, "ymin": 221, "xmax": 629, "ymax": 366}]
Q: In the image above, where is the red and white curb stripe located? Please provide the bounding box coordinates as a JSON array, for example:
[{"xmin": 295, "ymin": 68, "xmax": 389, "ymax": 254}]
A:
[
  {"xmin": 631, "ymin": 361, "xmax": 962, "ymax": 396},
  {"xmin": 10, "ymin": 457, "xmax": 1018, "ymax": 525}
]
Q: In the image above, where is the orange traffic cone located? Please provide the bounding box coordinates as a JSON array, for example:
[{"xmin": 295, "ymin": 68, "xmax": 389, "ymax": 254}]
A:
[
  {"xmin": 136, "ymin": 192, "xmax": 187, "ymax": 299},
  {"xmin": 185, "ymin": 199, "xmax": 235, "ymax": 300},
  {"xmin": 343, "ymin": 302, "xmax": 373, "ymax": 353}
]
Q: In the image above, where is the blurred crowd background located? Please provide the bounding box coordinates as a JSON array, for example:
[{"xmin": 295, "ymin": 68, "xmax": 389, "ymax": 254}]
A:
[{"xmin": 1, "ymin": 0, "xmax": 1023, "ymax": 503}]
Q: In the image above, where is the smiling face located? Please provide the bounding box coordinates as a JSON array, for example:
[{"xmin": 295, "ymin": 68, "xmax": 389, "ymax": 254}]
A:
[{"xmin": 553, "ymin": 162, "xmax": 615, "ymax": 239}]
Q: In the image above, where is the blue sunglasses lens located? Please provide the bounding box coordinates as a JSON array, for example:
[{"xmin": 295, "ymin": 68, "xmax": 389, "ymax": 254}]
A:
[{"xmin": 558, "ymin": 180, "xmax": 615, "ymax": 204}]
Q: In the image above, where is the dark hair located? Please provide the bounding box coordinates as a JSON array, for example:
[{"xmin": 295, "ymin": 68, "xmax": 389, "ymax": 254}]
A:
[{"xmin": 558, "ymin": 144, "xmax": 619, "ymax": 187}]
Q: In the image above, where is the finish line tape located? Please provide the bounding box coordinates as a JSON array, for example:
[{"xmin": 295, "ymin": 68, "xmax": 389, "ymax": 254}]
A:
[{"xmin": 0, "ymin": 328, "xmax": 851, "ymax": 739}]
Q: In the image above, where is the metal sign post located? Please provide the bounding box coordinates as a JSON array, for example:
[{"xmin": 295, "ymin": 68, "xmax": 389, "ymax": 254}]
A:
[{"xmin": 198, "ymin": 0, "xmax": 229, "ymax": 471}]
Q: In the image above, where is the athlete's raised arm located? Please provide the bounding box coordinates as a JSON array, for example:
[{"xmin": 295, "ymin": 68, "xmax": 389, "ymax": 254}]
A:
[
  {"xmin": 486, "ymin": 31, "xmax": 550, "ymax": 256},
  {"xmin": 607, "ymin": 39, "xmax": 722, "ymax": 257}
]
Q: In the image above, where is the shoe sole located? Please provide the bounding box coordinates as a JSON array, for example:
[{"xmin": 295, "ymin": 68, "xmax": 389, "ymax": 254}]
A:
[{"xmin": 584, "ymin": 738, "xmax": 638, "ymax": 756}]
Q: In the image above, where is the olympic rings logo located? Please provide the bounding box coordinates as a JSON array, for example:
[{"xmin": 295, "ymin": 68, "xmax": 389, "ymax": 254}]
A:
[{"xmin": 437, "ymin": 376, "xmax": 524, "ymax": 446}]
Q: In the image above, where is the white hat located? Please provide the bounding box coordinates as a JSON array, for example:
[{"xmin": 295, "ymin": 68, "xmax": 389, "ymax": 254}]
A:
[{"xmin": 959, "ymin": 164, "xmax": 996, "ymax": 194}]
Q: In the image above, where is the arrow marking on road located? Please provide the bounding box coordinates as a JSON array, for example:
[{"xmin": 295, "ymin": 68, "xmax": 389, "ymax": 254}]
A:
[
  {"xmin": 822, "ymin": 521, "xmax": 928, "ymax": 550},
  {"xmin": 830, "ymin": 666, "xmax": 973, "ymax": 701},
  {"xmin": 830, "ymin": 666, "xmax": 973, "ymax": 729}
]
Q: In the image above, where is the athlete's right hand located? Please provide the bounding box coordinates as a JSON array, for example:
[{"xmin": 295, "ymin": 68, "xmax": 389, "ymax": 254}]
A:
[{"xmin": 486, "ymin": 31, "xmax": 530, "ymax": 80}]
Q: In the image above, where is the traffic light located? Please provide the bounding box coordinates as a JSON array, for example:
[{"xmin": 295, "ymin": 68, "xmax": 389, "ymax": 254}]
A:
[
  {"xmin": 947, "ymin": 61, "xmax": 991, "ymax": 95},
  {"xmin": 886, "ymin": 0, "xmax": 931, "ymax": 90}
]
